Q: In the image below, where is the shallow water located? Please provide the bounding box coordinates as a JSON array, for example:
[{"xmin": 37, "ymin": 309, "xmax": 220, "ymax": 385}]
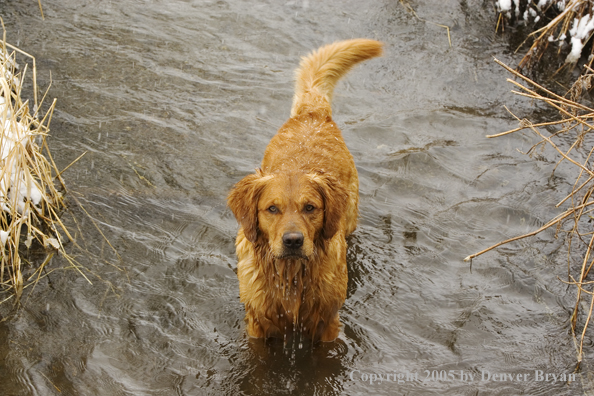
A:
[{"xmin": 0, "ymin": 0, "xmax": 590, "ymax": 395}]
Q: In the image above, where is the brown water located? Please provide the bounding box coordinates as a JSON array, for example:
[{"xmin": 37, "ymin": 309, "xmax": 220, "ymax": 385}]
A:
[{"xmin": 0, "ymin": 0, "xmax": 589, "ymax": 395}]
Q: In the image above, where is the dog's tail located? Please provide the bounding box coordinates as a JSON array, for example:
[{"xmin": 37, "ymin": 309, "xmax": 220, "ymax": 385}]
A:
[{"xmin": 290, "ymin": 39, "xmax": 383, "ymax": 118}]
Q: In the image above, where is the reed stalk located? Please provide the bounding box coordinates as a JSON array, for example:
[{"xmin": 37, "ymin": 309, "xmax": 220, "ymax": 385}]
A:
[
  {"xmin": 466, "ymin": 58, "xmax": 594, "ymax": 369},
  {"xmin": 0, "ymin": 27, "xmax": 80, "ymax": 306}
]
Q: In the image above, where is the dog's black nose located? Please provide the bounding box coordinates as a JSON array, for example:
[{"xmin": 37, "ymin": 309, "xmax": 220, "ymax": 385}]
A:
[{"xmin": 282, "ymin": 232, "xmax": 304, "ymax": 248}]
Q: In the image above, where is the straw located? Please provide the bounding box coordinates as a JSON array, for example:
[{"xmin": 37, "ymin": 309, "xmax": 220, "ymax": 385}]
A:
[
  {"xmin": 466, "ymin": 58, "xmax": 594, "ymax": 369},
  {"xmin": 497, "ymin": 0, "xmax": 594, "ymax": 73},
  {"xmin": 0, "ymin": 26, "xmax": 79, "ymax": 305}
]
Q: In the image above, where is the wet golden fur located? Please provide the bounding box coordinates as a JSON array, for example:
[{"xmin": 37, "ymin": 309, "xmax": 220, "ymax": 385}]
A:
[{"xmin": 228, "ymin": 39, "xmax": 383, "ymax": 342}]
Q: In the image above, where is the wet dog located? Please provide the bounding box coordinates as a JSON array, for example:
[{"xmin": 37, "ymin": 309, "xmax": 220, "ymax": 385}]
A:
[{"xmin": 228, "ymin": 39, "xmax": 383, "ymax": 342}]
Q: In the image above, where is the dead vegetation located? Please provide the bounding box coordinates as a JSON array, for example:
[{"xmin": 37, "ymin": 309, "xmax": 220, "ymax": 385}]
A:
[
  {"xmin": 487, "ymin": 0, "xmax": 594, "ymax": 368},
  {"xmin": 496, "ymin": 0, "xmax": 594, "ymax": 73},
  {"xmin": 466, "ymin": 58, "xmax": 594, "ymax": 368},
  {"xmin": 0, "ymin": 28, "xmax": 94, "ymax": 307}
]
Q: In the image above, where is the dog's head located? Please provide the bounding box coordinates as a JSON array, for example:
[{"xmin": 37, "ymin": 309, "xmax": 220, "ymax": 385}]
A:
[{"xmin": 228, "ymin": 170, "xmax": 348, "ymax": 259}]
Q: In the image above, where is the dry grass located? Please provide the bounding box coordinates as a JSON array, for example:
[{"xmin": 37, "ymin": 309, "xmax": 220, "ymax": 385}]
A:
[
  {"xmin": 465, "ymin": 59, "xmax": 594, "ymax": 368},
  {"xmin": 0, "ymin": 29, "xmax": 84, "ymax": 306},
  {"xmin": 497, "ymin": 0, "xmax": 594, "ymax": 73}
]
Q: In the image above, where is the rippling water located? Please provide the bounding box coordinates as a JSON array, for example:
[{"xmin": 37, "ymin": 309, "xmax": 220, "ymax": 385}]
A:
[{"xmin": 0, "ymin": 0, "xmax": 588, "ymax": 395}]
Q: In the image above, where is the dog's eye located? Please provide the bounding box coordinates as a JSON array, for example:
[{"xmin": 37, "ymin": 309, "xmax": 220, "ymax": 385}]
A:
[
  {"xmin": 304, "ymin": 204, "xmax": 315, "ymax": 212},
  {"xmin": 268, "ymin": 205, "xmax": 278, "ymax": 213}
]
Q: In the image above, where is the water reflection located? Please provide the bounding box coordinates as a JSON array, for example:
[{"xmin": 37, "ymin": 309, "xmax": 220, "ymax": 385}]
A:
[{"xmin": 222, "ymin": 338, "xmax": 348, "ymax": 395}]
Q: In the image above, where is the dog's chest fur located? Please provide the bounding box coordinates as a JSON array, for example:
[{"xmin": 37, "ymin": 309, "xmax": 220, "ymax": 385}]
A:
[{"xmin": 235, "ymin": 229, "xmax": 347, "ymax": 339}]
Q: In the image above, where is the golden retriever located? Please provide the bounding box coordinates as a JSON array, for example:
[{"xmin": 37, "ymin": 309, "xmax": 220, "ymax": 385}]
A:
[{"xmin": 228, "ymin": 39, "xmax": 383, "ymax": 342}]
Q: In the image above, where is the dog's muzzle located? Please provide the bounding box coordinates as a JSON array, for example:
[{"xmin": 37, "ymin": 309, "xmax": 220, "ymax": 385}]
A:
[{"xmin": 280, "ymin": 231, "xmax": 308, "ymax": 259}]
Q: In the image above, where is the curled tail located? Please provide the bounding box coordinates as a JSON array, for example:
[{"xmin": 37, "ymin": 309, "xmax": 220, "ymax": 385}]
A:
[{"xmin": 290, "ymin": 39, "xmax": 383, "ymax": 117}]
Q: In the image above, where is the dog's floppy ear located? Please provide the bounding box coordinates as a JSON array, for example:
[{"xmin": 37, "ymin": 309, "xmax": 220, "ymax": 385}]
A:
[
  {"xmin": 227, "ymin": 169, "xmax": 271, "ymax": 243},
  {"xmin": 310, "ymin": 173, "xmax": 348, "ymax": 240}
]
